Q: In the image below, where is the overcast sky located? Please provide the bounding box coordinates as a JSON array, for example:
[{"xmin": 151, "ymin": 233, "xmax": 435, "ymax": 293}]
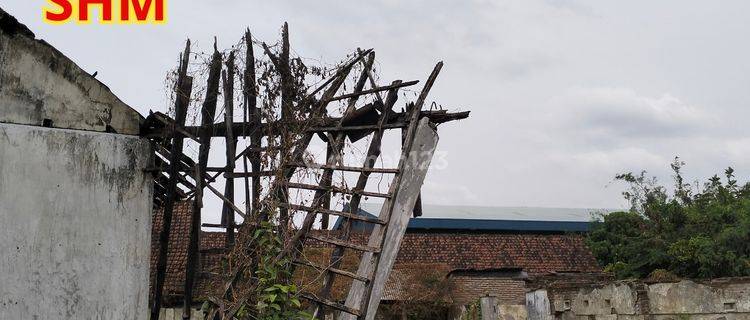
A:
[{"xmin": 6, "ymin": 1, "xmax": 750, "ymax": 214}]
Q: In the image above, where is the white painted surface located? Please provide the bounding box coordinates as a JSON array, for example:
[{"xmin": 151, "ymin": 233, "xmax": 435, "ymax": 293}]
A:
[{"xmin": 0, "ymin": 123, "xmax": 152, "ymax": 319}]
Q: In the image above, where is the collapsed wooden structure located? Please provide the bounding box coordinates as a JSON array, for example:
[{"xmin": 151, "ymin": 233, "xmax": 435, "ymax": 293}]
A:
[{"xmin": 142, "ymin": 24, "xmax": 468, "ymax": 320}]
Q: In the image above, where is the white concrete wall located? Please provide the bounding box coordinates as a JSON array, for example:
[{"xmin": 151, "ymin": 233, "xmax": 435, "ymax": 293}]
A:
[{"xmin": 0, "ymin": 123, "xmax": 152, "ymax": 319}]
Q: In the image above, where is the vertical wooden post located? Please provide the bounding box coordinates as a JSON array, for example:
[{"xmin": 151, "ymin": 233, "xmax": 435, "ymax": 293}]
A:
[
  {"xmin": 481, "ymin": 296, "xmax": 499, "ymax": 320},
  {"xmin": 242, "ymin": 29, "xmax": 261, "ymax": 215},
  {"xmin": 183, "ymin": 41, "xmax": 223, "ymax": 320},
  {"xmin": 320, "ymin": 142, "xmax": 333, "ymax": 229},
  {"xmin": 403, "ymin": 103, "xmax": 423, "ymax": 218},
  {"xmin": 277, "ymin": 22, "xmax": 292, "ymax": 234},
  {"xmin": 221, "ymin": 51, "xmax": 237, "ymax": 246},
  {"xmin": 150, "ymin": 40, "xmax": 192, "ymax": 320}
]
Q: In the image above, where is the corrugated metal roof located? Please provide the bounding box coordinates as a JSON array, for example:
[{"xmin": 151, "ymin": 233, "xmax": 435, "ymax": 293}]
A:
[
  {"xmin": 407, "ymin": 218, "xmax": 591, "ymax": 232},
  {"xmin": 359, "ymin": 203, "xmax": 615, "ymax": 222},
  {"xmin": 334, "ymin": 203, "xmax": 617, "ymax": 232}
]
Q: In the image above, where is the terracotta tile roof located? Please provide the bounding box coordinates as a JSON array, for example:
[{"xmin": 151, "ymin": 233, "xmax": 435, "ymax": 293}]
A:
[
  {"xmin": 305, "ymin": 230, "xmax": 599, "ymax": 274},
  {"xmin": 150, "ymin": 202, "xmax": 226, "ymax": 305},
  {"xmin": 150, "ymin": 202, "xmax": 601, "ymax": 304},
  {"xmin": 396, "ymin": 232, "xmax": 601, "ymax": 274}
]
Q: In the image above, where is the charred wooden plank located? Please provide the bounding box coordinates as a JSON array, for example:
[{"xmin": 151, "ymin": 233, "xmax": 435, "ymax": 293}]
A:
[
  {"xmin": 151, "ymin": 109, "xmax": 470, "ymax": 138},
  {"xmin": 151, "ymin": 39, "xmax": 192, "ymax": 320},
  {"xmin": 183, "ymin": 40, "xmax": 223, "ymax": 319},
  {"xmin": 221, "ymin": 51, "xmax": 237, "ymax": 246}
]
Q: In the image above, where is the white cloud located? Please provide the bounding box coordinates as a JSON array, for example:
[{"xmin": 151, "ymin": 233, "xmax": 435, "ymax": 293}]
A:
[
  {"xmin": 5, "ymin": 0, "xmax": 750, "ymax": 213},
  {"xmin": 560, "ymin": 87, "xmax": 712, "ymax": 136}
]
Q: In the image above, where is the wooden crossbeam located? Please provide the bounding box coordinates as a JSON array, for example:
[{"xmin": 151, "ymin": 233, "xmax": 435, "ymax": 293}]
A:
[
  {"xmin": 324, "ymin": 80, "xmax": 419, "ymax": 103},
  {"xmin": 300, "ymin": 293, "xmax": 361, "ymax": 316},
  {"xmin": 202, "ymin": 223, "xmax": 243, "ymax": 229},
  {"xmin": 145, "ymin": 110, "xmax": 470, "ymax": 138},
  {"xmin": 293, "ymin": 260, "xmax": 369, "ymax": 283},
  {"xmin": 306, "ymin": 234, "xmax": 381, "ymax": 253},
  {"xmin": 287, "ymin": 163, "xmax": 399, "ymax": 174},
  {"xmin": 225, "ymin": 171, "xmax": 276, "ymax": 178},
  {"xmin": 278, "ymin": 203, "xmax": 386, "ymax": 225},
  {"xmin": 284, "ymin": 182, "xmax": 391, "ymax": 199}
]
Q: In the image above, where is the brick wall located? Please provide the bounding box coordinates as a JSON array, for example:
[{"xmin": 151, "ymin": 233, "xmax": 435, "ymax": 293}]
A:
[{"xmin": 450, "ymin": 274, "xmax": 526, "ymax": 305}]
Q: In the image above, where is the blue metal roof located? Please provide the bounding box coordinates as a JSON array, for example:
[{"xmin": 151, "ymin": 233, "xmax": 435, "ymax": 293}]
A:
[
  {"xmin": 406, "ymin": 218, "xmax": 591, "ymax": 232},
  {"xmin": 333, "ymin": 203, "xmax": 594, "ymax": 233},
  {"xmin": 333, "ymin": 204, "xmax": 591, "ymax": 232}
]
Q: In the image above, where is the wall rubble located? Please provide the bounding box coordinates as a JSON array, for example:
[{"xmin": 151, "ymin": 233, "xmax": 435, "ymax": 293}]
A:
[{"xmin": 524, "ymin": 279, "xmax": 750, "ymax": 320}]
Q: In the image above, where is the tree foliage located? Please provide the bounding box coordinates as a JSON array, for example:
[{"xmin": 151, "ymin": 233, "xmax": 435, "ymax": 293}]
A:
[{"xmin": 587, "ymin": 157, "xmax": 750, "ymax": 279}]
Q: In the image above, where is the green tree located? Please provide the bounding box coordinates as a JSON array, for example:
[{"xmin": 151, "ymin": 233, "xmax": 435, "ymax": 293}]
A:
[{"xmin": 587, "ymin": 158, "xmax": 750, "ymax": 279}]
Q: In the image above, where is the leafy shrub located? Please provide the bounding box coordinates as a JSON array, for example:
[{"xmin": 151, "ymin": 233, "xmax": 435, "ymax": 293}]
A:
[{"xmin": 587, "ymin": 158, "xmax": 750, "ymax": 279}]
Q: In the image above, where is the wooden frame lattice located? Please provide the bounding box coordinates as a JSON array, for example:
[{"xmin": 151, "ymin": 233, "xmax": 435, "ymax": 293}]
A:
[{"xmin": 142, "ymin": 24, "xmax": 468, "ymax": 320}]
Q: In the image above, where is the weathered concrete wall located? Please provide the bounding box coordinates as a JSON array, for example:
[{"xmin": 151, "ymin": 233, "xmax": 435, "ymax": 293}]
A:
[
  {"xmin": 526, "ymin": 290, "xmax": 552, "ymax": 320},
  {"xmin": 0, "ymin": 8, "xmax": 142, "ymax": 135},
  {"xmin": 525, "ymin": 279, "xmax": 750, "ymax": 320},
  {"xmin": 0, "ymin": 123, "xmax": 152, "ymax": 319},
  {"xmin": 159, "ymin": 308, "xmax": 204, "ymax": 320}
]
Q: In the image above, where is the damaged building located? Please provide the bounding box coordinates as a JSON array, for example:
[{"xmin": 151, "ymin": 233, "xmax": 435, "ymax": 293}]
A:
[
  {"xmin": 150, "ymin": 202, "xmax": 602, "ymax": 319},
  {"xmin": 3, "ymin": 6, "xmax": 750, "ymax": 320}
]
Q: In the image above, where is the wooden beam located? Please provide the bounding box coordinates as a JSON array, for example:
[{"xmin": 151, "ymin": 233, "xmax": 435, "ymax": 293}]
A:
[
  {"xmin": 278, "ymin": 203, "xmax": 386, "ymax": 225},
  {"xmin": 293, "ymin": 260, "xmax": 369, "ymax": 283},
  {"xmin": 300, "ymin": 293, "xmax": 361, "ymax": 317},
  {"xmin": 221, "ymin": 51, "xmax": 237, "ymax": 246},
  {"xmin": 272, "ymin": 51, "xmax": 368, "ymax": 261},
  {"xmin": 324, "ymin": 80, "xmax": 418, "ymax": 103},
  {"xmin": 152, "ymin": 109, "xmax": 470, "ymax": 138},
  {"xmin": 340, "ymin": 119, "xmax": 439, "ymax": 320},
  {"xmin": 284, "ymin": 182, "xmax": 391, "ymax": 199},
  {"xmin": 183, "ymin": 40, "xmax": 222, "ymax": 320},
  {"xmin": 341, "ymin": 62, "xmax": 444, "ymax": 320},
  {"xmin": 150, "ymin": 39, "xmax": 191, "ymax": 320},
  {"xmin": 287, "ymin": 163, "xmax": 399, "ymax": 174},
  {"xmin": 315, "ymin": 79, "xmax": 399, "ymax": 319},
  {"xmin": 306, "ymin": 234, "xmax": 381, "ymax": 253},
  {"xmin": 243, "ymin": 28, "xmax": 261, "ymax": 216}
]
